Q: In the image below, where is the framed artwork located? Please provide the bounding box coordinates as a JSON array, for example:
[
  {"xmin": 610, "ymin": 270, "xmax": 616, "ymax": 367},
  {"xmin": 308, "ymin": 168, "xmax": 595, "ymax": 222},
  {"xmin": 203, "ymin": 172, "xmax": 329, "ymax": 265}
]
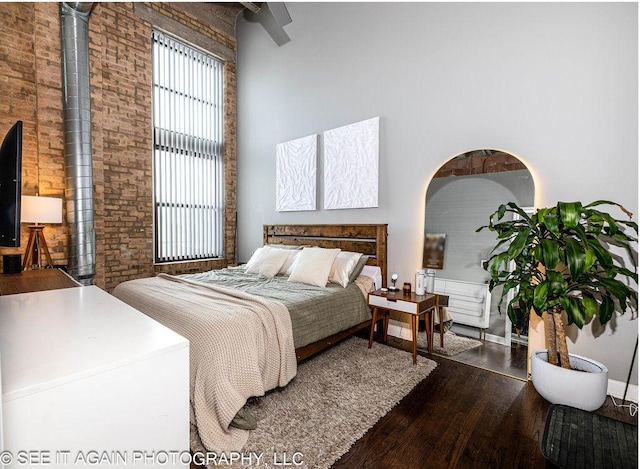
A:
[
  {"xmin": 323, "ymin": 117, "xmax": 379, "ymax": 210},
  {"xmin": 275, "ymin": 134, "xmax": 317, "ymax": 211},
  {"xmin": 423, "ymin": 233, "xmax": 447, "ymax": 269}
]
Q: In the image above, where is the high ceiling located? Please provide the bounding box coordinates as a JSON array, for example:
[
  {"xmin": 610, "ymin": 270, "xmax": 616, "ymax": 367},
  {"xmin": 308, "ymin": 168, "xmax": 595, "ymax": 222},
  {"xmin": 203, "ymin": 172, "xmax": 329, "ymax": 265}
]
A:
[{"xmin": 172, "ymin": 2, "xmax": 293, "ymax": 46}]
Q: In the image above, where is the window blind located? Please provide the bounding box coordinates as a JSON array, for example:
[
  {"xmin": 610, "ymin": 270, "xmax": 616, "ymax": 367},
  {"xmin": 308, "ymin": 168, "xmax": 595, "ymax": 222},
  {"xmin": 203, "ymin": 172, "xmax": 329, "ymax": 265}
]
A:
[{"xmin": 152, "ymin": 31, "xmax": 224, "ymax": 263}]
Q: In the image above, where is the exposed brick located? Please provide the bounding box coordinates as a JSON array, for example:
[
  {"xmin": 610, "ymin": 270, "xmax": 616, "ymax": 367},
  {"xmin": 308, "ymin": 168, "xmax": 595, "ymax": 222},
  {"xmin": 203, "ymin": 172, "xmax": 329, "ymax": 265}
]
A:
[
  {"xmin": 0, "ymin": 2, "xmax": 237, "ymax": 290},
  {"xmin": 434, "ymin": 150, "xmax": 527, "ymax": 178}
]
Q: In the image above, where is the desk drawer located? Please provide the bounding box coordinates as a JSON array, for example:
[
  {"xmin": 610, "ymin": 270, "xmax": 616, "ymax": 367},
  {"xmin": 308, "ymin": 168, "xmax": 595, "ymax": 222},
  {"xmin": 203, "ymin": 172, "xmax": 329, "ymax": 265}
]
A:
[{"xmin": 368, "ymin": 294, "xmax": 418, "ymax": 314}]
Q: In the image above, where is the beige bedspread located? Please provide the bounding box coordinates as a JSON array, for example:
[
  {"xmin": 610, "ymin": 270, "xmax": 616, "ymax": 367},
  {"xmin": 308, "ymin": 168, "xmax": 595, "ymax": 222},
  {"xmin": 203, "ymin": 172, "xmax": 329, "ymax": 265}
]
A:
[{"xmin": 112, "ymin": 273, "xmax": 297, "ymax": 452}]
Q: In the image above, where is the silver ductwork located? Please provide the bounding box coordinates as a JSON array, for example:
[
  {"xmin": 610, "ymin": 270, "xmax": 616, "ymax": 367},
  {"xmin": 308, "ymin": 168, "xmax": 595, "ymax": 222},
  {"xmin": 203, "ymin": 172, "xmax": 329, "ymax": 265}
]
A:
[{"xmin": 60, "ymin": 2, "xmax": 95, "ymax": 285}]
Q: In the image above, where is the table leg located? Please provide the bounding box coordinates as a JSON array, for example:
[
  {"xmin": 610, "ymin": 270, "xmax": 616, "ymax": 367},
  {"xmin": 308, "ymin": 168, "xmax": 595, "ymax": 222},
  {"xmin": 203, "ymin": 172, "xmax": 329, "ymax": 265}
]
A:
[
  {"xmin": 439, "ymin": 306, "xmax": 445, "ymax": 348},
  {"xmin": 383, "ymin": 311, "xmax": 389, "ymax": 344},
  {"xmin": 368, "ymin": 306, "xmax": 378, "ymax": 348},
  {"xmin": 425, "ymin": 309, "xmax": 434, "ymax": 354},
  {"xmin": 411, "ymin": 314, "xmax": 417, "ymax": 365}
]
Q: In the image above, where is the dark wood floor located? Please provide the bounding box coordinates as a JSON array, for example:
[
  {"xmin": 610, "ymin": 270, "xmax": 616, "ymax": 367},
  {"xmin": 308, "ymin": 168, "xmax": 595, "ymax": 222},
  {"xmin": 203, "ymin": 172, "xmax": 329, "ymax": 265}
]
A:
[
  {"xmin": 333, "ymin": 336, "xmax": 637, "ymax": 469},
  {"xmin": 430, "ymin": 335, "xmax": 528, "ymax": 380},
  {"xmin": 191, "ymin": 332, "xmax": 636, "ymax": 469},
  {"xmin": 0, "ymin": 267, "xmax": 78, "ymax": 295}
]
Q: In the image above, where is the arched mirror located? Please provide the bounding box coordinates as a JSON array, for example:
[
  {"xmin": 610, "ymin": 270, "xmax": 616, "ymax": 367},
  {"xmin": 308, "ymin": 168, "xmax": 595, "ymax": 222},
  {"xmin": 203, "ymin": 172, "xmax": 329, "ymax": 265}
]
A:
[{"xmin": 424, "ymin": 149, "xmax": 534, "ymax": 379}]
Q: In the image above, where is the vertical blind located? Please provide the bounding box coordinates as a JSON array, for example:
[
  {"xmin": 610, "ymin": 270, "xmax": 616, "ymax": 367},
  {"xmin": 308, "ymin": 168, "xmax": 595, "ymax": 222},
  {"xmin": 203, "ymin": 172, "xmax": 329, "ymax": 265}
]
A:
[{"xmin": 152, "ymin": 31, "xmax": 224, "ymax": 263}]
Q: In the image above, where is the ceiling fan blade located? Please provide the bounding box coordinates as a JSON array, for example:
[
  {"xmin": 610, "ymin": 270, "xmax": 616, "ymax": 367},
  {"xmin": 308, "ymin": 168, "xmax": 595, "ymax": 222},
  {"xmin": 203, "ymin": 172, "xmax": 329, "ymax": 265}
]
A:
[
  {"xmin": 268, "ymin": 2, "xmax": 292, "ymax": 28},
  {"xmin": 244, "ymin": 2, "xmax": 291, "ymax": 46}
]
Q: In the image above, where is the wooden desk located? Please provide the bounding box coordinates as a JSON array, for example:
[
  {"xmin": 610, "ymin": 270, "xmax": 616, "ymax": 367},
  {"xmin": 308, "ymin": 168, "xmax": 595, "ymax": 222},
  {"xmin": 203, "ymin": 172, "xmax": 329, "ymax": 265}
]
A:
[
  {"xmin": 0, "ymin": 268, "xmax": 79, "ymax": 295},
  {"xmin": 367, "ymin": 289, "xmax": 449, "ymax": 364}
]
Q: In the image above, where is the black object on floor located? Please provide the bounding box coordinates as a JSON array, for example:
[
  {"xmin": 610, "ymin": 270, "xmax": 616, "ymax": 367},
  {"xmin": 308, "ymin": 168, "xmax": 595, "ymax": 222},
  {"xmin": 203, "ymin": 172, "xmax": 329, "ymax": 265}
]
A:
[{"xmin": 541, "ymin": 404, "xmax": 638, "ymax": 469}]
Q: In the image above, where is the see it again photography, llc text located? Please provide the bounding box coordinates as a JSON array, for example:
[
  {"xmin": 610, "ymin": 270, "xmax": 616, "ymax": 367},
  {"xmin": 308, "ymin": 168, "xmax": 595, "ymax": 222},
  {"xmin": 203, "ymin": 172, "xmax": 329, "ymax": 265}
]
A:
[{"xmin": 0, "ymin": 450, "xmax": 305, "ymax": 466}]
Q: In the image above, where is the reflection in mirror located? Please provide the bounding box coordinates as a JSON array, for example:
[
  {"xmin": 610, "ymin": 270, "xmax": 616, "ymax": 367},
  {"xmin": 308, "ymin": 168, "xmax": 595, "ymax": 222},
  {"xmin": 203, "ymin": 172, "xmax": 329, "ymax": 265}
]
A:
[{"xmin": 424, "ymin": 149, "xmax": 534, "ymax": 378}]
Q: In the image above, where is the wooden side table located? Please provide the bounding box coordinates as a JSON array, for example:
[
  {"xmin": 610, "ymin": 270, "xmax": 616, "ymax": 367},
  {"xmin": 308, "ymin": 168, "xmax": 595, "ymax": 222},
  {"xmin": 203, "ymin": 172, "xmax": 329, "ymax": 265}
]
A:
[{"xmin": 367, "ymin": 289, "xmax": 449, "ymax": 364}]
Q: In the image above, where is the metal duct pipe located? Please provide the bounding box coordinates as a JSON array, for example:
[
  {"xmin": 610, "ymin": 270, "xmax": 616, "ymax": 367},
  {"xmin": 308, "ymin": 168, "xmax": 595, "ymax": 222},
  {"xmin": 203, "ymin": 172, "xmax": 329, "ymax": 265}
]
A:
[{"xmin": 60, "ymin": 2, "xmax": 95, "ymax": 285}]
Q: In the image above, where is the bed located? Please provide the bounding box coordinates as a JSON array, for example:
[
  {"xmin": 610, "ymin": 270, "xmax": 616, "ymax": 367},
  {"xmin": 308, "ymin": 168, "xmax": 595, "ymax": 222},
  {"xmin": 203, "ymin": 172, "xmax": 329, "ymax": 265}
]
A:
[
  {"xmin": 112, "ymin": 223, "xmax": 388, "ymax": 452},
  {"xmin": 263, "ymin": 223, "xmax": 388, "ymax": 360}
]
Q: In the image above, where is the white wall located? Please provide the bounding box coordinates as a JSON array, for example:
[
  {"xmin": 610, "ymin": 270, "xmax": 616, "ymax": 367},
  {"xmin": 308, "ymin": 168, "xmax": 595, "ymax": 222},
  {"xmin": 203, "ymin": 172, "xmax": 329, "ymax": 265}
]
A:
[{"xmin": 236, "ymin": 2, "xmax": 638, "ymax": 384}]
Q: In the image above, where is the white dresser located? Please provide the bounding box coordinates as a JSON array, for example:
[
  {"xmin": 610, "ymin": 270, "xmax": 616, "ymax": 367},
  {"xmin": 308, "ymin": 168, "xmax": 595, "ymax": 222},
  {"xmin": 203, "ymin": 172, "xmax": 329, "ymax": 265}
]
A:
[{"xmin": 0, "ymin": 286, "xmax": 190, "ymax": 468}]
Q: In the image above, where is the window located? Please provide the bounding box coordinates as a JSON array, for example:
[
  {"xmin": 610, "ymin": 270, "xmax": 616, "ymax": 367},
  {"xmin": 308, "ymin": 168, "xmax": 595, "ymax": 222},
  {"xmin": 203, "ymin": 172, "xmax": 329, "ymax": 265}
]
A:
[{"xmin": 152, "ymin": 31, "xmax": 224, "ymax": 263}]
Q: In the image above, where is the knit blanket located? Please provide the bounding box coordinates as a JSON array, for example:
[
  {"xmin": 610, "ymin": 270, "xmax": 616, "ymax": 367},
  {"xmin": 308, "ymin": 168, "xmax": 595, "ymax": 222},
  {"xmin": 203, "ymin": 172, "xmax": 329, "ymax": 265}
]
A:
[{"xmin": 112, "ymin": 273, "xmax": 297, "ymax": 452}]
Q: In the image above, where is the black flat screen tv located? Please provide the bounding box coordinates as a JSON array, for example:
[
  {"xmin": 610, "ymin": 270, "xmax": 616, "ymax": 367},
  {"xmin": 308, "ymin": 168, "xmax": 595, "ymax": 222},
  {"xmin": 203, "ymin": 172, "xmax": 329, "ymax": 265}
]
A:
[{"xmin": 0, "ymin": 120, "xmax": 23, "ymax": 247}]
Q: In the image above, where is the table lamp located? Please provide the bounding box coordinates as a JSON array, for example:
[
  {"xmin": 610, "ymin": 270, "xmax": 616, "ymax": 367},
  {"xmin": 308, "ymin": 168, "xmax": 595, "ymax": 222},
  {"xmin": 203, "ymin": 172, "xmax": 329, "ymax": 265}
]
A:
[{"xmin": 21, "ymin": 195, "xmax": 63, "ymax": 270}]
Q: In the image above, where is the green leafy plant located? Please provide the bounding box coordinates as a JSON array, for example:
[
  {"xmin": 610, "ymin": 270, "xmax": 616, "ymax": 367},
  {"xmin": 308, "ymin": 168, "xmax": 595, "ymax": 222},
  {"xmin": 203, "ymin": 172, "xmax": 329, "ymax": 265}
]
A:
[{"xmin": 478, "ymin": 201, "xmax": 638, "ymax": 369}]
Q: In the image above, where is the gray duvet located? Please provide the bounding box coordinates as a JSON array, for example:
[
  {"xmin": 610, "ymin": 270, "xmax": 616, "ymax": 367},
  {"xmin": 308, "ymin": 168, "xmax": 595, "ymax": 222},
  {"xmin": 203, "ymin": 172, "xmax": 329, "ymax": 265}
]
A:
[{"xmin": 184, "ymin": 266, "xmax": 373, "ymax": 348}]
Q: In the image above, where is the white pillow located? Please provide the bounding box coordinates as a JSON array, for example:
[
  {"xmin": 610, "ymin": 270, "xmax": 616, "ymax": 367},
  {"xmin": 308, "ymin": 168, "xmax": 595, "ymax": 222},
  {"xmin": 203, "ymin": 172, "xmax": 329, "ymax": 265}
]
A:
[
  {"xmin": 257, "ymin": 245, "xmax": 302, "ymax": 275},
  {"xmin": 280, "ymin": 250, "xmax": 301, "ymax": 275},
  {"xmin": 329, "ymin": 251, "xmax": 363, "ymax": 288},
  {"xmin": 288, "ymin": 247, "xmax": 341, "ymax": 287},
  {"xmin": 244, "ymin": 247, "xmax": 264, "ymax": 271},
  {"xmin": 360, "ymin": 265, "xmax": 383, "ymax": 290},
  {"xmin": 245, "ymin": 246, "xmax": 290, "ymax": 277}
]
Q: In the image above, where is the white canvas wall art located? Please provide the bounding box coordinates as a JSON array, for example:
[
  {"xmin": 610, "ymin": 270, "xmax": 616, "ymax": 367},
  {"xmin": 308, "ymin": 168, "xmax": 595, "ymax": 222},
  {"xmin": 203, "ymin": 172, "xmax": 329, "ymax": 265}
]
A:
[
  {"xmin": 323, "ymin": 117, "xmax": 379, "ymax": 210},
  {"xmin": 276, "ymin": 134, "xmax": 317, "ymax": 211}
]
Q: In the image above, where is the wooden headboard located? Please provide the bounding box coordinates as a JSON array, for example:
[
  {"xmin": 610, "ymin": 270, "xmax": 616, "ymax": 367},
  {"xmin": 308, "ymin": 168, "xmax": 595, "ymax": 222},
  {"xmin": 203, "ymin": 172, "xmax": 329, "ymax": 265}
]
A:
[{"xmin": 263, "ymin": 224, "xmax": 388, "ymax": 287}]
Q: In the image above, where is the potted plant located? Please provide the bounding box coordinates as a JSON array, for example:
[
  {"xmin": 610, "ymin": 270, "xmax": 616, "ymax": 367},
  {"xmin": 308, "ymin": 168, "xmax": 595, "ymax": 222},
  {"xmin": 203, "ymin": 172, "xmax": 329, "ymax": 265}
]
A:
[{"xmin": 478, "ymin": 201, "xmax": 637, "ymax": 410}]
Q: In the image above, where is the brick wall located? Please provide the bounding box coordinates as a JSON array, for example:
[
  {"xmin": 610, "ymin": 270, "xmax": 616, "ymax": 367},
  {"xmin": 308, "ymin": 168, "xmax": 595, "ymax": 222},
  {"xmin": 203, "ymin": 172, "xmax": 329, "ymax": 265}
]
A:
[
  {"xmin": 0, "ymin": 2, "xmax": 239, "ymax": 291},
  {"xmin": 0, "ymin": 3, "xmax": 66, "ymax": 264},
  {"xmin": 434, "ymin": 150, "xmax": 527, "ymax": 178}
]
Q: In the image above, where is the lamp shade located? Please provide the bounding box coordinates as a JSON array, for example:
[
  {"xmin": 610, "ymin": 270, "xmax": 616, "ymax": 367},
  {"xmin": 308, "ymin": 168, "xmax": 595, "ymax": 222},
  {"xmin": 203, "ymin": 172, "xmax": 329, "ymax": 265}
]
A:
[{"xmin": 21, "ymin": 196, "xmax": 63, "ymax": 224}]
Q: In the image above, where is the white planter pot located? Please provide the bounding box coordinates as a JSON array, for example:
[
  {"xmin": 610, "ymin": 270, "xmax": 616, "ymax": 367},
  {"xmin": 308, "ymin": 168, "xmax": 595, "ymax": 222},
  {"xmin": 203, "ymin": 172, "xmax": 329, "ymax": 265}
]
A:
[{"xmin": 531, "ymin": 349, "xmax": 608, "ymax": 411}]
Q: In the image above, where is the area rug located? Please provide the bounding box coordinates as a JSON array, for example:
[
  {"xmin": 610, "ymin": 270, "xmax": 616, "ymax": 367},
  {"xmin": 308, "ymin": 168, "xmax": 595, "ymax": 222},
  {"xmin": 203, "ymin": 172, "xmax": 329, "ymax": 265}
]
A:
[
  {"xmin": 416, "ymin": 330, "xmax": 482, "ymax": 356},
  {"xmin": 191, "ymin": 337, "xmax": 437, "ymax": 468}
]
